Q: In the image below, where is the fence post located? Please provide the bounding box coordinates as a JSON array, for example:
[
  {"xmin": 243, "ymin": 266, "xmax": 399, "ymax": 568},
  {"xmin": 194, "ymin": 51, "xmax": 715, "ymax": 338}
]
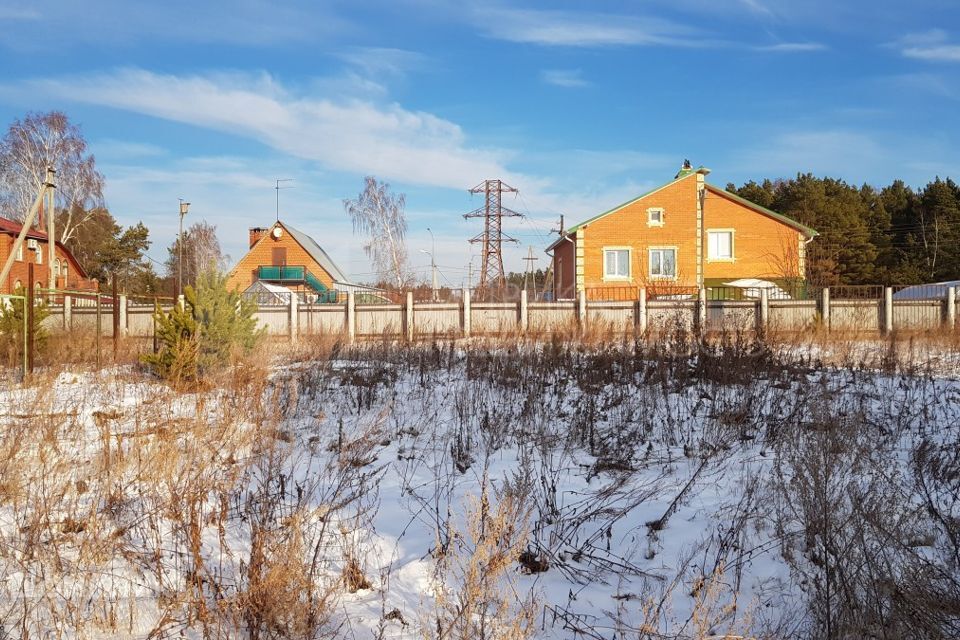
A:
[
  {"xmin": 96, "ymin": 290, "xmax": 102, "ymax": 370},
  {"xmin": 946, "ymin": 286, "xmax": 957, "ymax": 330},
  {"xmin": 519, "ymin": 289, "xmax": 528, "ymax": 333},
  {"xmin": 405, "ymin": 291, "xmax": 414, "ymax": 341},
  {"xmin": 758, "ymin": 287, "xmax": 769, "ymax": 333},
  {"xmin": 577, "ymin": 289, "xmax": 587, "ymax": 332},
  {"xmin": 112, "ymin": 276, "xmax": 119, "ymax": 361},
  {"xmin": 697, "ymin": 287, "xmax": 707, "ymax": 334},
  {"xmin": 63, "ymin": 294, "xmax": 72, "ymax": 331},
  {"xmin": 462, "ymin": 288, "xmax": 471, "ymax": 339},
  {"xmin": 289, "ymin": 293, "xmax": 299, "ymax": 343},
  {"xmin": 820, "ymin": 287, "xmax": 831, "ymax": 331},
  {"xmin": 883, "ymin": 286, "xmax": 893, "ymax": 335},
  {"xmin": 637, "ymin": 287, "xmax": 647, "ymax": 335},
  {"xmin": 119, "ymin": 293, "xmax": 128, "ymax": 338},
  {"xmin": 346, "ymin": 291, "xmax": 356, "ymax": 343},
  {"xmin": 177, "ymin": 294, "xmax": 185, "ymax": 310},
  {"xmin": 26, "ymin": 263, "xmax": 34, "ymax": 375}
]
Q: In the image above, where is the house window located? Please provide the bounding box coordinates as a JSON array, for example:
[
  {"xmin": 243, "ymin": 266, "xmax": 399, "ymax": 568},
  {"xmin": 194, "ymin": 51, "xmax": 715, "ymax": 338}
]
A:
[
  {"xmin": 36, "ymin": 247, "xmax": 42, "ymax": 265},
  {"xmin": 13, "ymin": 280, "xmax": 21, "ymax": 291},
  {"xmin": 62, "ymin": 262, "xmax": 68, "ymax": 280},
  {"xmin": 647, "ymin": 208, "xmax": 665, "ymax": 227},
  {"xmin": 707, "ymin": 230, "xmax": 734, "ymax": 261},
  {"xmin": 603, "ymin": 248, "xmax": 631, "ymax": 280},
  {"xmin": 16, "ymin": 244, "xmax": 23, "ymax": 261},
  {"xmin": 649, "ymin": 248, "xmax": 677, "ymax": 279}
]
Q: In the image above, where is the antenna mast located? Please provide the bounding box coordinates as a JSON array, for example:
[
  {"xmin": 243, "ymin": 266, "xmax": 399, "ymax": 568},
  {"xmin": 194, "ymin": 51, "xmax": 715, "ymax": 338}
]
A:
[
  {"xmin": 275, "ymin": 178, "xmax": 293, "ymax": 221},
  {"xmin": 462, "ymin": 179, "xmax": 522, "ymax": 291}
]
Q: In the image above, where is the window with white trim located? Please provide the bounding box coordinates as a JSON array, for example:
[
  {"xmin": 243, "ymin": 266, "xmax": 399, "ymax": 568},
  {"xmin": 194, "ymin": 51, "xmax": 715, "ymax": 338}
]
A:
[
  {"xmin": 36, "ymin": 247, "xmax": 42, "ymax": 265},
  {"xmin": 16, "ymin": 244, "xmax": 23, "ymax": 261},
  {"xmin": 647, "ymin": 207, "xmax": 665, "ymax": 227},
  {"xmin": 603, "ymin": 248, "xmax": 631, "ymax": 279},
  {"xmin": 649, "ymin": 248, "xmax": 677, "ymax": 278},
  {"xmin": 708, "ymin": 230, "xmax": 734, "ymax": 260}
]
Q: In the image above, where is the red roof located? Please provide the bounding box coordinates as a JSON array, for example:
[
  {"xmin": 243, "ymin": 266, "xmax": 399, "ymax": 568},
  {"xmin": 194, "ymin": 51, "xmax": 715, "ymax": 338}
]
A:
[
  {"xmin": 0, "ymin": 216, "xmax": 51, "ymax": 240},
  {"xmin": 0, "ymin": 216, "xmax": 89, "ymax": 279}
]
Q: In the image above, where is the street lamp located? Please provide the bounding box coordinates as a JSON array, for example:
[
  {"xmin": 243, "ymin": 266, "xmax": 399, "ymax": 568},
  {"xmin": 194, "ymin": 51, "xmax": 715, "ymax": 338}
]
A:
[{"xmin": 178, "ymin": 199, "xmax": 190, "ymax": 297}]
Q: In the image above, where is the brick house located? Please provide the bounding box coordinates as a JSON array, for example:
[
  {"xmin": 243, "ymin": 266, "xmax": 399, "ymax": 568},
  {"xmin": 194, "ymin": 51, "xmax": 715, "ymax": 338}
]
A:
[
  {"xmin": 226, "ymin": 220, "xmax": 357, "ymax": 301},
  {"xmin": 0, "ymin": 217, "xmax": 95, "ymax": 294},
  {"xmin": 547, "ymin": 163, "xmax": 818, "ymax": 300}
]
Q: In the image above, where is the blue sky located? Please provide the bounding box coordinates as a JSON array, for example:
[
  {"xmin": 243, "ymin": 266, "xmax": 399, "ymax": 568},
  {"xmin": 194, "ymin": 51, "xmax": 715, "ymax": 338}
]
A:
[{"xmin": 1, "ymin": 0, "xmax": 959, "ymax": 285}]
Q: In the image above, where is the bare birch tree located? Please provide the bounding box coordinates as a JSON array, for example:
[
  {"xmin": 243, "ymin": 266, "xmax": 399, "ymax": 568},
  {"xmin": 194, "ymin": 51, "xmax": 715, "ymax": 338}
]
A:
[
  {"xmin": 0, "ymin": 111, "xmax": 105, "ymax": 243},
  {"xmin": 166, "ymin": 221, "xmax": 226, "ymax": 288},
  {"xmin": 343, "ymin": 176, "xmax": 409, "ymax": 288}
]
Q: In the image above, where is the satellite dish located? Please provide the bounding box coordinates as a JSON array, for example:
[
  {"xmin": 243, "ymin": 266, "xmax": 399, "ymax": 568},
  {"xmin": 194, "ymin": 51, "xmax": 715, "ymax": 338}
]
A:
[{"xmin": 272, "ymin": 227, "xmax": 283, "ymax": 240}]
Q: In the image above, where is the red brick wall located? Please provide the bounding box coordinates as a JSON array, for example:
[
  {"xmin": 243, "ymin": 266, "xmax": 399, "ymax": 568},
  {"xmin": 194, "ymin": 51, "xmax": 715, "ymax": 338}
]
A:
[
  {"xmin": 1, "ymin": 235, "xmax": 92, "ymax": 294},
  {"xmin": 555, "ymin": 174, "xmax": 805, "ymax": 299}
]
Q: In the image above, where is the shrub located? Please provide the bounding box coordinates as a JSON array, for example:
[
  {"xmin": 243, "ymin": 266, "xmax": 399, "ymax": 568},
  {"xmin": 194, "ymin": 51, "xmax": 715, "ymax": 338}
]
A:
[
  {"xmin": 143, "ymin": 271, "xmax": 261, "ymax": 382},
  {"xmin": 0, "ymin": 286, "xmax": 49, "ymax": 365}
]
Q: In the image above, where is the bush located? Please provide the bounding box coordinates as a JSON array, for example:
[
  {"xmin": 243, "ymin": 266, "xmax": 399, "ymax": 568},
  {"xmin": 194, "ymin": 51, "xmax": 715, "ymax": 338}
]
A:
[
  {"xmin": 143, "ymin": 271, "xmax": 261, "ymax": 382},
  {"xmin": 0, "ymin": 286, "xmax": 49, "ymax": 366}
]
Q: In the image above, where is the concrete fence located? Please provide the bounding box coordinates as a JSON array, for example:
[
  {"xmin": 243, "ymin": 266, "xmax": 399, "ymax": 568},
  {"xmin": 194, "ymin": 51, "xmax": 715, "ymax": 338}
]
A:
[{"xmin": 38, "ymin": 287, "xmax": 959, "ymax": 340}]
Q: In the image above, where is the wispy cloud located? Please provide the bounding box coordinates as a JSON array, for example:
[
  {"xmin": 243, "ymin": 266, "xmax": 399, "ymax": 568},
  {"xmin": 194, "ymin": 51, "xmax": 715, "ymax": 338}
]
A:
[
  {"xmin": 474, "ymin": 7, "xmax": 706, "ymax": 48},
  {"xmin": 540, "ymin": 69, "xmax": 589, "ymax": 88},
  {"xmin": 0, "ymin": 0, "xmax": 350, "ymax": 50},
  {"xmin": 897, "ymin": 29, "xmax": 960, "ymax": 63},
  {"xmin": 755, "ymin": 42, "xmax": 827, "ymax": 52},
  {"xmin": 5, "ymin": 68, "xmax": 517, "ymax": 191},
  {"xmin": 336, "ymin": 47, "xmax": 428, "ymax": 79}
]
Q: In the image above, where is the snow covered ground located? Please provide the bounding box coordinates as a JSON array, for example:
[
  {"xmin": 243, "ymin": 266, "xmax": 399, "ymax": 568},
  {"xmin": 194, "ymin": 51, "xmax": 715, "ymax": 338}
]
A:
[{"xmin": 1, "ymin": 337, "xmax": 959, "ymax": 639}]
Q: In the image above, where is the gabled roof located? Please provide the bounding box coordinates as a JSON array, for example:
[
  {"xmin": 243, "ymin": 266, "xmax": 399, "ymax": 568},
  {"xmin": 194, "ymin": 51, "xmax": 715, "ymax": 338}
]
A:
[
  {"xmin": 704, "ymin": 184, "xmax": 818, "ymax": 238},
  {"xmin": 546, "ymin": 172, "xmax": 817, "ymax": 252},
  {"xmin": 0, "ymin": 216, "xmax": 89, "ymax": 278},
  {"xmin": 277, "ymin": 221, "xmax": 351, "ymax": 284}
]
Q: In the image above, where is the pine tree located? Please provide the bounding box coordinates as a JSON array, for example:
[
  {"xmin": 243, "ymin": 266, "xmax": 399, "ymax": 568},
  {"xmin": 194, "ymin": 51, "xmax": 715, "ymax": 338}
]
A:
[{"xmin": 143, "ymin": 271, "xmax": 261, "ymax": 383}]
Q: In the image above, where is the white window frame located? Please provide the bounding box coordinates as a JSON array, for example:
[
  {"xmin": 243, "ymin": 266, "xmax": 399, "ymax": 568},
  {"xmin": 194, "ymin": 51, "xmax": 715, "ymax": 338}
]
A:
[
  {"xmin": 602, "ymin": 247, "xmax": 632, "ymax": 281},
  {"xmin": 36, "ymin": 246, "xmax": 42, "ymax": 265},
  {"xmin": 647, "ymin": 207, "xmax": 665, "ymax": 227},
  {"xmin": 648, "ymin": 246, "xmax": 678, "ymax": 280},
  {"xmin": 16, "ymin": 244, "xmax": 23, "ymax": 261},
  {"xmin": 707, "ymin": 229, "xmax": 735, "ymax": 262}
]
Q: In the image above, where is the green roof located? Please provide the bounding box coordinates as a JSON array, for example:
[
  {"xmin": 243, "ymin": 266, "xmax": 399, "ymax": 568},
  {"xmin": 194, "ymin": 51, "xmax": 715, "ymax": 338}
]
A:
[{"xmin": 705, "ymin": 185, "xmax": 818, "ymax": 238}]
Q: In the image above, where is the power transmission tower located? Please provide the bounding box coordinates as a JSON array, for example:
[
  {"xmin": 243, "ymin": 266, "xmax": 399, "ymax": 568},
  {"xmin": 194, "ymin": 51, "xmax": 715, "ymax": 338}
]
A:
[{"xmin": 463, "ymin": 179, "xmax": 522, "ymax": 291}]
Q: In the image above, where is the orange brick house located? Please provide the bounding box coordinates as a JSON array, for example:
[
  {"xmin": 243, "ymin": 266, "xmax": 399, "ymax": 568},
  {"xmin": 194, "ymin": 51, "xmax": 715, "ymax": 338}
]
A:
[
  {"xmin": 547, "ymin": 163, "xmax": 818, "ymax": 300},
  {"xmin": 226, "ymin": 220, "xmax": 355, "ymax": 301},
  {"xmin": 0, "ymin": 217, "xmax": 94, "ymax": 294}
]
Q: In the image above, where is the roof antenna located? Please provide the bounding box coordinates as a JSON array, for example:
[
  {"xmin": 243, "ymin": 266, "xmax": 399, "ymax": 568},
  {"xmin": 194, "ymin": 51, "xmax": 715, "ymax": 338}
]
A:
[{"xmin": 275, "ymin": 178, "xmax": 294, "ymax": 222}]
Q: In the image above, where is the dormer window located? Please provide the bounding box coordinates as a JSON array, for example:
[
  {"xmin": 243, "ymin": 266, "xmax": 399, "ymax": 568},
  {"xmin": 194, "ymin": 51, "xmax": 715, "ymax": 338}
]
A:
[{"xmin": 647, "ymin": 207, "xmax": 665, "ymax": 227}]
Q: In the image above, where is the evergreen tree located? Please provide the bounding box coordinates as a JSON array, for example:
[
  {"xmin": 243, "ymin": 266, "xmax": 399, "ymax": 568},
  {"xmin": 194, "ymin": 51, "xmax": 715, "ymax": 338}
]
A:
[{"xmin": 143, "ymin": 271, "xmax": 261, "ymax": 383}]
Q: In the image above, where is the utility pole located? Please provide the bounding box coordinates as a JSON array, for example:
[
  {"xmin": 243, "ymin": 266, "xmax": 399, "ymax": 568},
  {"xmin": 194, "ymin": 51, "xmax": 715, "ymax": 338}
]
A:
[
  {"xmin": 178, "ymin": 199, "xmax": 190, "ymax": 297},
  {"xmin": 462, "ymin": 179, "xmax": 522, "ymax": 292},
  {"xmin": 0, "ymin": 167, "xmax": 55, "ymax": 292},
  {"xmin": 522, "ymin": 246, "xmax": 539, "ymax": 298},
  {"xmin": 420, "ymin": 227, "xmax": 439, "ymax": 302}
]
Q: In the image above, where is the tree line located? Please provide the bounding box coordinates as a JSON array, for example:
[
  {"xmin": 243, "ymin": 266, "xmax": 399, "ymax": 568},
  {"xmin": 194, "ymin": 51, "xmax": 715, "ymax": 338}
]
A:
[{"xmin": 727, "ymin": 174, "xmax": 960, "ymax": 286}]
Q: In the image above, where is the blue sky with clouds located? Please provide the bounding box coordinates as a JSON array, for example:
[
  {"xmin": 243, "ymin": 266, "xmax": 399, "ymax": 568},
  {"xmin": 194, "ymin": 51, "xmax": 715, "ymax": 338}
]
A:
[{"xmin": 1, "ymin": 0, "xmax": 958, "ymax": 284}]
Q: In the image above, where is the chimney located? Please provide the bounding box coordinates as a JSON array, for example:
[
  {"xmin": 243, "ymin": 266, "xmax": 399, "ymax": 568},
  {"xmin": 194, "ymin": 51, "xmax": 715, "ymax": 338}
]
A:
[{"xmin": 249, "ymin": 227, "xmax": 268, "ymax": 248}]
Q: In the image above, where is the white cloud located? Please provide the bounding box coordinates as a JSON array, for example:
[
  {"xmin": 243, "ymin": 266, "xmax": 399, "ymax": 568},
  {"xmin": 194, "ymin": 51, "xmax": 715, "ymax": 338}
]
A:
[
  {"xmin": 897, "ymin": 29, "xmax": 960, "ymax": 62},
  {"xmin": 13, "ymin": 68, "xmax": 518, "ymax": 191},
  {"xmin": 540, "ymin": 69, "xmax": 589, "ymax": 88},
  {"xmin": 474, "ymin": 7, "xmax": 706, "ymax": 48},
  {"xmin": 755, "ymin": 42, "xmax": 827, "ymax": 52},
  {"xmin": 0, "ymin": 0, "xmax": 350, "ymax": 50}
]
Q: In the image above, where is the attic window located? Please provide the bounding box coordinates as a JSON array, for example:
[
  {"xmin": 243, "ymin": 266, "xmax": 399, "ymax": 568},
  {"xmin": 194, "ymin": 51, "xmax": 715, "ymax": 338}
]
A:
[{"xmin": 647, "ymin": 208, "xmax": 664, "ymax": 227}]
